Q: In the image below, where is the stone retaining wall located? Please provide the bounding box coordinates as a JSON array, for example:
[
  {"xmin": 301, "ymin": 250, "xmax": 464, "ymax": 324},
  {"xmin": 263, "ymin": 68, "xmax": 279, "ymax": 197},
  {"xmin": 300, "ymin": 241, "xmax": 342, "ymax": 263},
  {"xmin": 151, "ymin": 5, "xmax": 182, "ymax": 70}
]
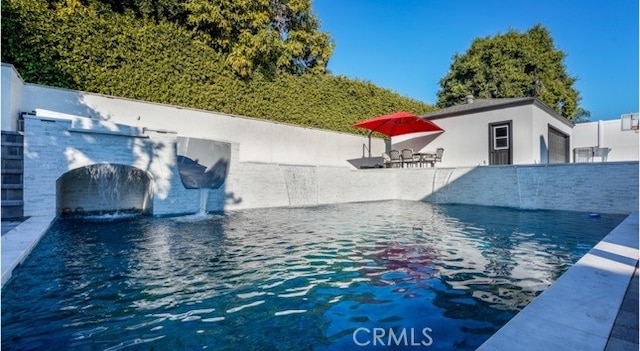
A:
[{"xmin": 23, "ymin": 114, "xmax": 639, "ymax": 217}]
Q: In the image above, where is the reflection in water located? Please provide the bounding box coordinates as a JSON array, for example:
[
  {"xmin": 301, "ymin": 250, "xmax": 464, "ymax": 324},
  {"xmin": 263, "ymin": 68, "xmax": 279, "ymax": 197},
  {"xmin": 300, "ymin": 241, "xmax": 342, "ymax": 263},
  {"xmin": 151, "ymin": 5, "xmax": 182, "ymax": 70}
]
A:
[
  {"xmin": 367, "ymin": 241, "xmax": 438, "ymax": 289},
  {"xmin": 1, "ymin": 201, "xmax": 626, "ymax": 351}
]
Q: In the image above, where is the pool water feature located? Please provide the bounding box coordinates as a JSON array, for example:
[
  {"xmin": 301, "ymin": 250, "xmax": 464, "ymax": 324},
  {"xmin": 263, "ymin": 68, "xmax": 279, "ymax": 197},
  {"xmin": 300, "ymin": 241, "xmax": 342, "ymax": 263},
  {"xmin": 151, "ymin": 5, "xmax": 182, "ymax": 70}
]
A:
[
  {"xmin": 57, "ymin": 164, "xmax": 153, "ymax": 217},
  {"xmin": 1, "ymin": 201, "xmax": 626, "ymax": 350}
]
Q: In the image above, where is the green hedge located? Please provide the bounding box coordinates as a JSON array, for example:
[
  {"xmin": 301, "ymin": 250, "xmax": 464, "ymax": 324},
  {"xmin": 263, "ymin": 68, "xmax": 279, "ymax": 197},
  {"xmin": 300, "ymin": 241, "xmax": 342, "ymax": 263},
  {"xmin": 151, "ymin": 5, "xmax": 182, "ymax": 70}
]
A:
[{"xmin": 1, "ymin": 0, "xmax": 433, "ymax": 134}]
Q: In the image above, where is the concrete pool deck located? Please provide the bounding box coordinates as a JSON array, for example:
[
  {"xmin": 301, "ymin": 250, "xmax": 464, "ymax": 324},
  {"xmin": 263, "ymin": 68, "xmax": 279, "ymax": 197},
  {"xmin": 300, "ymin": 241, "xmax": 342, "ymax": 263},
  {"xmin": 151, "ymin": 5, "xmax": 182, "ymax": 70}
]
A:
[
  {"xmin": 1, "ymin": 215, "xmax": 55, "ymax": 286},
  {"xmin": 606, "ymin": 264, "xmax": 639, "ymax": 351},
  {"xmin": 1, "ymin": 211, "xmax": 638, "ymax": 350}
]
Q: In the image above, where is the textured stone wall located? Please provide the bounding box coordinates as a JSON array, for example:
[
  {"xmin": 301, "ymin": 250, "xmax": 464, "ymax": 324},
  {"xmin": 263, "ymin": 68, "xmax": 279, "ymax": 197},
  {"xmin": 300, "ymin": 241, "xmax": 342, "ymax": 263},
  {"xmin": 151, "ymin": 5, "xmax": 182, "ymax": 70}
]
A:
[
  {"xmin": 214, "ymin": 161, "xmax": 638, "ymax": 215},
  {"xmin": 23, "ymin": 115, "xmax": 200, "ymax": 217},
  {"xmin": 24, "ymin": 115, "xmax": 638, "ymax": 217},
  {"xmin": 419, "ymin": 162, "xmax": 639, "ymax": 214}
]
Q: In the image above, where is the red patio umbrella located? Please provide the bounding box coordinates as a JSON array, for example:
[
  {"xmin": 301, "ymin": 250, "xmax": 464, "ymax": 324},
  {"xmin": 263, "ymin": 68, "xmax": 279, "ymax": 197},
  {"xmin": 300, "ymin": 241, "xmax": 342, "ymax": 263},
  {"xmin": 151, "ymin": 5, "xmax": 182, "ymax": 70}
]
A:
[{"xmin": 353, "ymin": 111, "xmax": 443, "ymax": 157}]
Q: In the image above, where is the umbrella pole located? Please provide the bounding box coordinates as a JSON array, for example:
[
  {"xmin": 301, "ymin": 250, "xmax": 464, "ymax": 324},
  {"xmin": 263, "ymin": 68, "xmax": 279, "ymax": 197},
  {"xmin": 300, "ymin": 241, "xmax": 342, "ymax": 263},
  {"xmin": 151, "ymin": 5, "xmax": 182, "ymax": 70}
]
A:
[{"xmin": 367, "ymin": 131, "xmax": 373, "ymax": 158}]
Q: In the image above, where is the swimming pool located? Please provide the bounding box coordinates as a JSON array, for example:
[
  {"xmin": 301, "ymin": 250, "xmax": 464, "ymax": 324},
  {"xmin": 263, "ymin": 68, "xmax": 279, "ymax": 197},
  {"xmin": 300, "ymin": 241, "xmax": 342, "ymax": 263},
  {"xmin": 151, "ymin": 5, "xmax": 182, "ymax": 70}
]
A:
[{"xmin": 1, "ymin": 201, "xmax": 626, "ymax": 350}]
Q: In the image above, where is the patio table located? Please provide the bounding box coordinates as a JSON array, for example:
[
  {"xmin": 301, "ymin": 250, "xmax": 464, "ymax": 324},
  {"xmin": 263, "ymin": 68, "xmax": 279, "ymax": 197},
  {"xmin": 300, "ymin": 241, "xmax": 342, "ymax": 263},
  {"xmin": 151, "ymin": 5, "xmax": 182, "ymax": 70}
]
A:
[{"xmin": 414, "ymin": 153, "xmax": 437, "ymax": 167}]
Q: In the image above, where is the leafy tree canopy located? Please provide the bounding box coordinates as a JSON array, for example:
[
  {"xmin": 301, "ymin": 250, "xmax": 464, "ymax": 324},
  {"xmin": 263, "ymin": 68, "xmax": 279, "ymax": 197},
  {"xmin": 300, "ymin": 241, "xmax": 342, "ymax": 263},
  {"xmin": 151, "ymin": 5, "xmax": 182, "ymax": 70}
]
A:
[
  {"xmin": 437, "ymin": 25, "xmax": 586, "ymax": 121},
  {"xmin": 1, "ymin": 0, "xmax": 431, "ymax": 134},
  {"xmin": 39, "ymin": 0, "xmax": 334, "ymax": 79},
  {"xmin": 183, "ymin": 0, "xmax": 334, "ymax": 78}
]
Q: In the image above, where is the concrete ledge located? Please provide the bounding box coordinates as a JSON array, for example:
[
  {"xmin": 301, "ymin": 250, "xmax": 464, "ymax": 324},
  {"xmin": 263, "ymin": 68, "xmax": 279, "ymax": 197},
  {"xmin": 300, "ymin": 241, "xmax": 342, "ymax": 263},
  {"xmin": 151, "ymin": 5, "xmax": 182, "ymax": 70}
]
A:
[
  {"xmin": 1, "ymin": 215, "xmax": 55, "ymax": 287},
  {"xmin": 477, "ymin": 211, "xmax": 639, "ymax": 351},
  {"xmin": 68, "ymin": 127, "xmax": 149, "ymax": 138}
]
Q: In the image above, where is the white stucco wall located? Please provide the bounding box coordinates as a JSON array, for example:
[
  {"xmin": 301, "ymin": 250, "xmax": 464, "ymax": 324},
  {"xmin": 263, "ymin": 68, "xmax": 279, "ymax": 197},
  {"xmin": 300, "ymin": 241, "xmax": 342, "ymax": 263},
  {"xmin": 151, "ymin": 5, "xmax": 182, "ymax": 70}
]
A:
[
  {"xmin": 530, "ymin": 104, "xmax": 574, "ymax": 163},
  {"xmin": 392, "ymin": 103, "xmax": 575, "ymax": 166},
  {"xmin": 1, "ymin": 64, "xmax": 24, "ymax": 131},
  {"xmin": 391, "ymin": 109, "xmax": 501, "ymax": 167},
  {"xmin": 573, "ymin": 119, "xmax": 639, "ymax": 161},
  {"xmin": 2, "ymin": 64, "xmax": 385, "ymax": 168},
  {"xmin": 393, "ymin": 104, "xmax": 523, "ymax": 167},
  {"xmin": 393, "ymin": 104, "xmax": 536, "ymax": 167}
]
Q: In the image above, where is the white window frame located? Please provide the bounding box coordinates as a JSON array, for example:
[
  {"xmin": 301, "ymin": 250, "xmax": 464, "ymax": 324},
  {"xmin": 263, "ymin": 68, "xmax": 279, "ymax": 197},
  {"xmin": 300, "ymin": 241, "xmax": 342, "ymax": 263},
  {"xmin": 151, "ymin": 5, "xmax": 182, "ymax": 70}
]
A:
[{"xmin": 493, "ymin": 125, "xmax": 509, "ymax": 150}]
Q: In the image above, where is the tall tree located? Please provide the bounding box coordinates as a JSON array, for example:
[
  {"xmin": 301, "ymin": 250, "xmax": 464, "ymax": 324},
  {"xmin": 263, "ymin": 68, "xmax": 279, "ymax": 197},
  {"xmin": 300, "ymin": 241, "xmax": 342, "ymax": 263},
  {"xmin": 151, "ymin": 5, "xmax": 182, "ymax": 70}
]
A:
[
  {"xmin": 183, "ymin": 0, "xmax": 333, "ymax": 78},
  {"xmin": 437, "ymin": 25, "xmax": 586, "ymax": 121},
  {"xmin": 97, "ymin": 0, "xmax": 186, "ymax": 23}
]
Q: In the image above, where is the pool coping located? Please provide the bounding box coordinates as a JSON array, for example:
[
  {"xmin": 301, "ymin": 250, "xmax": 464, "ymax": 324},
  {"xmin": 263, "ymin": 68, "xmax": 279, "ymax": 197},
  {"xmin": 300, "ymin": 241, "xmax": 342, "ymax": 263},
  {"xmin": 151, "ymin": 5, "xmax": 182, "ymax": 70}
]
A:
[
  {"xmin": 477, "ymin": 211, "xmax": 639, "ymax": 351},
  {"xmin": 1, "ymin": 215, "xmax": 56, "ymax": 287}
]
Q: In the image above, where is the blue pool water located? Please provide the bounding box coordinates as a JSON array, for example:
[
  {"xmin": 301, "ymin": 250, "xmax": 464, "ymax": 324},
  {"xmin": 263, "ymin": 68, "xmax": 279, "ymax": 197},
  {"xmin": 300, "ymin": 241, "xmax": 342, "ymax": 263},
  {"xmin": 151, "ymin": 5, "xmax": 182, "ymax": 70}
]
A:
[{"xmin": 1, "ymin": 201, "xmax": 626, "ymax": 350}]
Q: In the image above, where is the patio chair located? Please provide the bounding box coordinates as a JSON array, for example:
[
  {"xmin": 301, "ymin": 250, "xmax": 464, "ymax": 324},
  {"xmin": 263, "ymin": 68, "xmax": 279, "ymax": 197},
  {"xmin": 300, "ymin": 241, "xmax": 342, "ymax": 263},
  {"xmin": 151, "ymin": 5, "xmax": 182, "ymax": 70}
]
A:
[
  {"xmin": 382, "ymin": 152, "xmax": 391, "ymax": 168},
  {"xmin": 421, "ymin": 148, "xmax": 444, "ymax": 167},
  {"xmin": 401, "ymin": 149, "xmax": 415, "ymax": 168},
  {"xmin": 433, "ymin": 148, "xmax": 444, "ymax": 165},
  {"xmin": 388, "ymin": 150, "xmax": 402, "ymax": 168}
]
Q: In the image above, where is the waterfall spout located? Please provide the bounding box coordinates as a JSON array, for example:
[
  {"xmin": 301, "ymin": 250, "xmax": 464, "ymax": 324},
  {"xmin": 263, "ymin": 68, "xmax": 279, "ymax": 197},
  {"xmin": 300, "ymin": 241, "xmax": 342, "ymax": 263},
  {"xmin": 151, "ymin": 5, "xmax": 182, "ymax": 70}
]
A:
[
  {"xmin": 198, "ymin": 188, "xmax": 209, "ymax": 216},
  {"xmin": 57, "ymin": 164, "xmax": 152, "ymax": 218}
]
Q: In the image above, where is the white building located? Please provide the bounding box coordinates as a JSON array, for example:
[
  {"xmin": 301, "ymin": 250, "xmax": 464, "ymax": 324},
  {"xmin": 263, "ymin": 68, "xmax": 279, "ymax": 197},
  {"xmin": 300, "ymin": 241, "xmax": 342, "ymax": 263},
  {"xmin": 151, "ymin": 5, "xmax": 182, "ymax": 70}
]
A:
[
  {"xmin": 572, "ymin": 116, "xmax": 639, "ymax": 162},
  {"xmin": 392, "ymin": 95, "xmax": 638, "ymax": 167}
]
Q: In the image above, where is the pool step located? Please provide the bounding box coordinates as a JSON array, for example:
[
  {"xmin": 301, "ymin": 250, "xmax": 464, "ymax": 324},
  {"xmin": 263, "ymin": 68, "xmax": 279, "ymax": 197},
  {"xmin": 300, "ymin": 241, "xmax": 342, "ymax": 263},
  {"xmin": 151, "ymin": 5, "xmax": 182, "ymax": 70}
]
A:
[{"xmin": 1, "ymin": 131, "xmax": 24, "ymax": 220}]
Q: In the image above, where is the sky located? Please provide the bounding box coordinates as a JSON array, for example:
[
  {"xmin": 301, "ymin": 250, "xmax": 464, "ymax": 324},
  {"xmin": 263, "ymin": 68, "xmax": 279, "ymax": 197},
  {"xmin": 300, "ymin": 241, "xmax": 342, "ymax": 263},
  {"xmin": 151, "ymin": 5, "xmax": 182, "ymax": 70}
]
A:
[{"xmin": 312, "ymin": 0, "xmax": 639, "ymax": 121}]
